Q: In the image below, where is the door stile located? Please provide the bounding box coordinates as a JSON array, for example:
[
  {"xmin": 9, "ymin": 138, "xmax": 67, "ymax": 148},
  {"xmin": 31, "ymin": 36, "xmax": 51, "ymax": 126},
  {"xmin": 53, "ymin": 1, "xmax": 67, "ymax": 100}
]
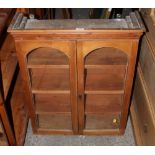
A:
[
  {"xmin": 77, "ymin": 41, "xmax": 85, "ymax": 134},
  {"xmin": 69, "ymin": 41, "xmax": 79, "ymax": 134}
]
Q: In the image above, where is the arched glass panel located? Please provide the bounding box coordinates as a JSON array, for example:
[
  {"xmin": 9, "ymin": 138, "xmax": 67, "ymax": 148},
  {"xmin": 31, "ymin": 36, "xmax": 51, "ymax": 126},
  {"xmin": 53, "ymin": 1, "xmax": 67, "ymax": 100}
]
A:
[
  {"xmin": 26, "ymin": 47, "xmax": 72, "ymax": 131},
  {"xmin": 27, "ymin": 47, "xmax": 68, "ymax": 65},
  {"xmin": 84, "ymin": 47, "xmax": 128, "ymax": 130}
]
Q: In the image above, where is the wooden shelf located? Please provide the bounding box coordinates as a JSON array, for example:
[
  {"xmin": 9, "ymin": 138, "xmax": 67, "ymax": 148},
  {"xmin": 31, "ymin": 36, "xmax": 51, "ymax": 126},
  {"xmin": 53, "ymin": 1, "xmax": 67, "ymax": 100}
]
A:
[
  {"xmin": 29, "ymin": 68, "xmax": 70, "ymax": 91},
  {"xmin": 37, "ymin": 128, "xmax": 73, "ymax": 135},
  {"xmin": 85, "ymin": 111, "xmax": 120, "ymax": 115},
  {"xmin": 85, "ymin": 90, "xmax": 124, "ymax": 95},
  {"xmin": 85, "ymin": 64, "xmax": 126, "ymax": 69},
  {"xmin": 37, "ymin": 114, "xmax": 72, "ymax": 130},
  {"xmin": 27, "ymin": 64, "xmax": 69, "ymax": 69},
  {"xmin": 34, "ymin": 94, "xmax": 71, "ymax": 114},
  {"xmin": 35, "ymin": 111, "xmax": 71, "ymax": 115},
  {"xmin": 85, "ymin": 66, "xmax": 126, "ymax": 91},
  {"xmin": 85, "ymin": 113, "xmax": 120, "ymax": 130},
  {"xmin": 85, "ymin": 94, "xmax": 122, "ymax": 114},
  {"xmin": 32, "ymin": 90, "xmax": 70, "ymax": 94}
]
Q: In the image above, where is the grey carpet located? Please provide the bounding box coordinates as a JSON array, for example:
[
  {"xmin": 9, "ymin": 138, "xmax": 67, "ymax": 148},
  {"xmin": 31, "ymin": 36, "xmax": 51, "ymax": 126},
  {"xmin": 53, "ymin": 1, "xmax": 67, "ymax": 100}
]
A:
[{"xmin": 24, "ymin": 118, "xmax": 135, "ymax": 146}]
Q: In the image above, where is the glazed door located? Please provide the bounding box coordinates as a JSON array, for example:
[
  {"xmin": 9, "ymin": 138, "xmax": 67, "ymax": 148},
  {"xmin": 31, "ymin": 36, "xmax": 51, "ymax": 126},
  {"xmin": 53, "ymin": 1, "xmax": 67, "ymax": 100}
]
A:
[
  {"xmin": 16, "ymin": 40, "xmax": 78, "ymax": 134},
  {"xmin": 77, "ymin": 40, "xmax": 130, "ymax": 135}
]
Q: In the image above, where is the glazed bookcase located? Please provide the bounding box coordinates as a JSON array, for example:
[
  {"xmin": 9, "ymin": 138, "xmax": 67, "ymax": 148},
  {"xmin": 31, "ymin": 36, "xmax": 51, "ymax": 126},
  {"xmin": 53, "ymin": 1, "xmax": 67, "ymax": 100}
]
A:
[{"xmin": 8, "ymin": 11, "xmax": 144, "ymax": 135}]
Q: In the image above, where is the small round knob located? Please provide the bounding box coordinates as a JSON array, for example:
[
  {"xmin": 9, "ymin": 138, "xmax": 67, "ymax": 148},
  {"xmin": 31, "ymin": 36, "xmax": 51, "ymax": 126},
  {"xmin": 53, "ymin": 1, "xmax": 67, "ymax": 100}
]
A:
[{"xmin": 112, "ymin": 118, "xmax": 117, "ymax": 124}]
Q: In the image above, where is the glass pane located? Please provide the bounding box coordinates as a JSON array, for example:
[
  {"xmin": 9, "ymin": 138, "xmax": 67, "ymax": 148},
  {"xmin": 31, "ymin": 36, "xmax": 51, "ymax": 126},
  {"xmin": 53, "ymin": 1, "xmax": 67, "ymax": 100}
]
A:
[
  {"xmin": 34, "ymin": 94, "xmax": 71, "ymax": 114},
  {"xmin": 84, "ymin": 47, "xmax": 127, "ymax": 131},
  {"xmin": 85, "ymin": 114, "xmax": 120, "ymax": 130},
  {"xmin": 85, "ymin": 66, "xmax": 126, "ymax": 91},
  {"xmin": 27, "ymin": 47, "xmax": 68, "ymax": 65},
  {"xmin": 84, "ymin": 47, "xmax": 128, "ymax": 91},
  {"xmin": 85, "ymin": 94, "xmax": 122, "ymax": 114},
  {"xmin": 38, "ymin": 114, "xmax": 72, "ymax": 130},
  {"xmin": 85, "ymin": 47, "xmax": 128, "ymax": 65},
  {"xmin": 30, "ymin": 68, "xmax": 70, "ymax": 91},
  {"xmin": 26, "ymin": 47, "xmax": 72, "ymax": 131}
]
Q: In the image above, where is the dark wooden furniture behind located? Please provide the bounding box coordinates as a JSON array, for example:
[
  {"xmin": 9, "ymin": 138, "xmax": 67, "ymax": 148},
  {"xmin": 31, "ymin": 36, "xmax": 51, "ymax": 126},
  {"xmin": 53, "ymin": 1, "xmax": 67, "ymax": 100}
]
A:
[
  {"xmin": 131, "ymin": 8, "xmax": 155, "ymax": 145},
  {"xmin": 0, "ymin": 9, "xmax": 28, "ymax": 146},
  {"xmin": 8, "ymin": 12, "xmax": 144, "ymax": 135},
  {"xmin": 0, "ymin": 8, "xmax": 16, "ymax": 146}
]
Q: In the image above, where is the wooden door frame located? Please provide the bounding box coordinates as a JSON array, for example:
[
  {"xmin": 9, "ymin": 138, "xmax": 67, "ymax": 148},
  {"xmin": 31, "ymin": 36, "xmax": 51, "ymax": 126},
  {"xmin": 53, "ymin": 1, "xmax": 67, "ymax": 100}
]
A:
[
  {"xmin": 77, "ymin": 39, "xmax": 137, "ymax": 135},
  {"xmin": 14, "ymin": 40, "xmax": 78, "ymax": 134}
]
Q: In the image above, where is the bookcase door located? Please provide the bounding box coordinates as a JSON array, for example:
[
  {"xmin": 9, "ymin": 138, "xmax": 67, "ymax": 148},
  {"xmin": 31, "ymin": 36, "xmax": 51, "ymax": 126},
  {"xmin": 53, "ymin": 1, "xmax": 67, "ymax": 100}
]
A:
[
  {"xmin": 77, "ymin": 40, "xmax": 130, "ymax": 134},
  {"xmin": 16, "ymin": 41, "xmax": 78, "ymax": 134}
]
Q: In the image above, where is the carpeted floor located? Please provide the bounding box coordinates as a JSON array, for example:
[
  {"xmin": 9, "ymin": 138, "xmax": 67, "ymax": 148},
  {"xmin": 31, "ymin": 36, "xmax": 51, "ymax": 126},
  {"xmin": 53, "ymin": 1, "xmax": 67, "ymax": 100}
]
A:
[{"xmin": 24, "ymin": 117, "xmax": 135, "ymax": 146}]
